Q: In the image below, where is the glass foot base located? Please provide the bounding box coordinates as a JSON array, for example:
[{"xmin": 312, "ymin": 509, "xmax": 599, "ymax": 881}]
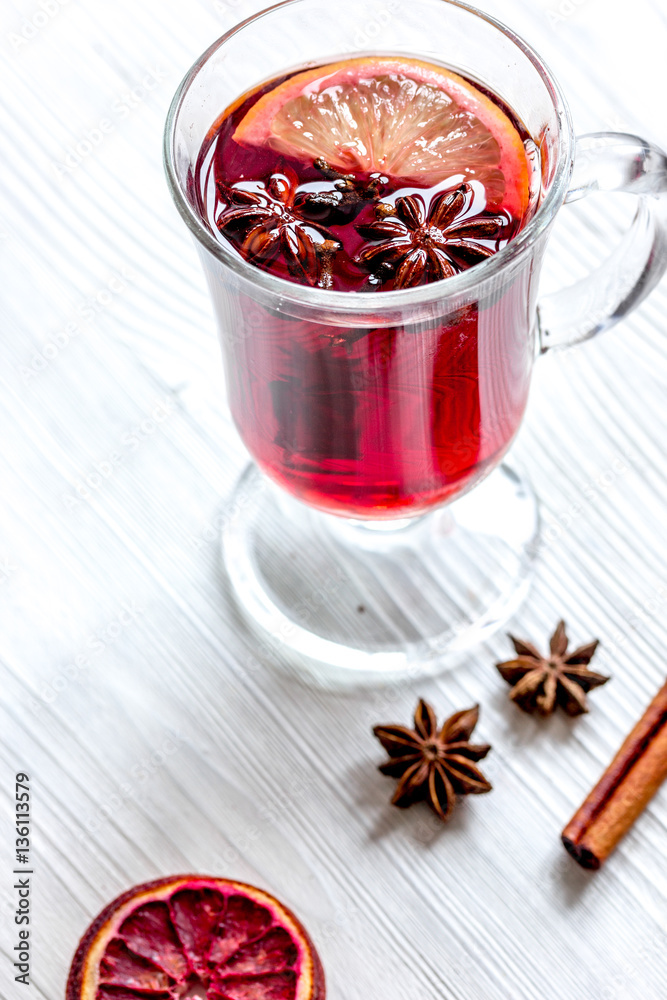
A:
[{"xmin": 222, "ymin": 464, "xmax": 539, "ymax": 684}]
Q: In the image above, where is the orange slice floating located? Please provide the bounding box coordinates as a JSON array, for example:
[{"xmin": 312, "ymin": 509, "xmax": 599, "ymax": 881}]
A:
[
  {"xmin": 66, "ymin": 875, "xmax": 325, "ymax": 1000},
  {"xmin": 233, "ymin": 56, "xmax": 531, "ymax": 216}
]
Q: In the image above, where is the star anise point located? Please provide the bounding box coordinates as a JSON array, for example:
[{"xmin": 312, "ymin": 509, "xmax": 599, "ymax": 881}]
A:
[
  {"xmin": 354, "ymin": 182, "xmax": 508, "ymax": 289},
  {"xmin": 216, "ymin": 167, "xmax": 340, "ymax": 285},
  {"xmin": 497, "ymin": 621, "xmax": 609, "ymax": 716},
  {"xmin": 373, "ymin": 699, "xmax": 492, "ymax": 822}
]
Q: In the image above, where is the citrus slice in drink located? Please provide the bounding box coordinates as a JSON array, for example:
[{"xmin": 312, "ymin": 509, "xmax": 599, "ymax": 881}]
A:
[
  {"xmin": 233, "ymin": 56, "xmax": 532, "ymax": 215},
  {"xmin": 66, "ymin": 875, "xmax": 325, "ymax": 1000}
]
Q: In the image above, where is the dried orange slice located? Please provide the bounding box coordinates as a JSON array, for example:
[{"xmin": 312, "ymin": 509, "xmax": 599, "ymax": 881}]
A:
[
  {"xmin": 233, "ymin": 56, "xmax": 531, "ymax": 215},
  {"xmin": 66, "ymin": 875, "xmax": 325, "ymax": 1000}
]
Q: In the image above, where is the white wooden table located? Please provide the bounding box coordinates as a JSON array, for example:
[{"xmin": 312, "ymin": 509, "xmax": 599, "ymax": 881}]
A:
[{"xmin": 1, "ymin": 1, "xmax": 667, "ymax": 997}]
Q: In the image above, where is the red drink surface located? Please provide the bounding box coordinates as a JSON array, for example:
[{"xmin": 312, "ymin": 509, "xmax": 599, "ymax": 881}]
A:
[{"xmin": 194, "ymin": 59, "xmax": 539, "ymax": 517}]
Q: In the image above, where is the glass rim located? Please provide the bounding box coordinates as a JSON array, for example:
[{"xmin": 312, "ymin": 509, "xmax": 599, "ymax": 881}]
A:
[{"xmin": 163, "ymin": 0, "xmax": 574, "ymax": 312}]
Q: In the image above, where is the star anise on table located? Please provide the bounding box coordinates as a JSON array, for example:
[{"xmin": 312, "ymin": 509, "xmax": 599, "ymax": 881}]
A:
[
  {"xmin": 373, "ymin": 699, "xmax": 492, "ymax": 823},
  {"xmin": 355, "ymin": 183, "xmax": 507, "ymax": 289},
  {"xmin": 216, "ymin": 164, "xmax": 340, "ymax": 286},
  {"xmin": 496, "ymin": 620, "xmax": 609, "ymax": 716}
]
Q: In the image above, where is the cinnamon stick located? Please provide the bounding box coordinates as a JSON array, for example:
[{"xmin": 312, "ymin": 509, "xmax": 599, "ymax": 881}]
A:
[{"xmin": 562, "ymin": 679, "xmax": 667, "ymax": 869}]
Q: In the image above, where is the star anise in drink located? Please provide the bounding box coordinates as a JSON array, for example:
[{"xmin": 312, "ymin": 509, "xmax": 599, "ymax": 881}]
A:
[
  {"xmin": 295, "ymin": 158, "xmax": 386, "ymax": 225},
  {"xmin": 496, "ymin": 620, "xmax": 609, "ymax": 716},
  {"xmin": 373, "ymin": 699, "xmax": 492, "ymax": 822},
  {"xmin": 216, "ymin": 165, "xmax": 340, "ymax": 286},
  {"xmin": 355, "ymin": 182, "xmax": 508, "ymax": 288}
]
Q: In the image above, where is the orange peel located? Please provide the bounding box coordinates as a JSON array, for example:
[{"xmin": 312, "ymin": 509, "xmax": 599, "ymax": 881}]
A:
[{"xmin": 234, "ymin": 56, "xmax": 530, "ymax": 215}]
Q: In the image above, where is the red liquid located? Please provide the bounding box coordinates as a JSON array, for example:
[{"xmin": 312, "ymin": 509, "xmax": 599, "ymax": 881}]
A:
[
  {"xmin": 195, "ymin": 62, "xmax": 538, "ymax": 517},
  {"xmin": 217, "ymin": 291, "xmax": 534, "ymax": 517}
]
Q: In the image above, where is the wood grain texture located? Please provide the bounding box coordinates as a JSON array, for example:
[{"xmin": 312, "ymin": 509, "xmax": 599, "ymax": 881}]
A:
[{"xmin": 1, "ymin": 1, "xmax": 666, "ymax": 998}]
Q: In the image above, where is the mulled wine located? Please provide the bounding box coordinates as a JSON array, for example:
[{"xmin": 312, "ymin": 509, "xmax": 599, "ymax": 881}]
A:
[{"xmin": 194, "ymin": 56, "xmax": 540, "ymax": 517}]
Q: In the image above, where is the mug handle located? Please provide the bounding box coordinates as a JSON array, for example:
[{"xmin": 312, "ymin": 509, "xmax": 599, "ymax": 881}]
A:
[{"xmin": 537, "ymin": 132, "xmax": 667, "ymax": 352}]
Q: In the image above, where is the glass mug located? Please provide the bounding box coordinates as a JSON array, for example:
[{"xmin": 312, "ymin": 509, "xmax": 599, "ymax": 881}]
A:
[{"xmin": 164, "ymin": 0, "xmax": 667, "ymax": 682}]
